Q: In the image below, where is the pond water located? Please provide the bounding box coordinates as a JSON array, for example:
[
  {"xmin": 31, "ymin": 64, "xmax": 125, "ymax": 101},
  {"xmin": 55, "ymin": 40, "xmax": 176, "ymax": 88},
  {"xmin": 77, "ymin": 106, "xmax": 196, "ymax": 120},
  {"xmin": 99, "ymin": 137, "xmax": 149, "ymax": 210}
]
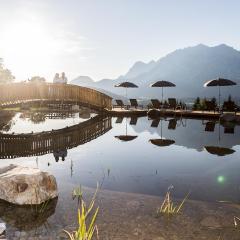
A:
[{"xmin": 0, "ymin": 109, "xmax": 240, "ymax": 238}]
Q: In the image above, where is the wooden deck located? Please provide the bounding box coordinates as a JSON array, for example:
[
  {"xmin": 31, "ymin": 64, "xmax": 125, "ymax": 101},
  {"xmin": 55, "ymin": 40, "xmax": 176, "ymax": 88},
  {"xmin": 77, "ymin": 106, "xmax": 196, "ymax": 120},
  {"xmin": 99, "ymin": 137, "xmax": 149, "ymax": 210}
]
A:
[{"xmin": 0, "ymin": 83, "xmax": 112, "ymax": 111}]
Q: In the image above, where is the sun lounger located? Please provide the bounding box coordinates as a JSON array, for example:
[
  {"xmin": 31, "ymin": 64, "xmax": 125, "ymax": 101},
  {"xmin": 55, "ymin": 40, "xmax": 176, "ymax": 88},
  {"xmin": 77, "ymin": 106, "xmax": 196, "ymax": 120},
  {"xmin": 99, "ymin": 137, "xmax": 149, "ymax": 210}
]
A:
[
  {"xmin": 224, "ymin": 126, "xmax": 235, "ymax": 134},
  {"xmin": 114, "ymin": 99, "xmax": 125, "ymax": 108},
  {"xmin": 151, "ymin": 118, "xmax": 160, "ymax": 128},
  {"xmin": 168, "ymin": 98, "xmax": 182, "ymax": 110},
  {"xmin": 151, "ymin": 99, "xmax": 162, "ymax": 109},
  {"xmin": 130, "ymin": 117, "xmax": 138, "ymax": 125},
  {"xmin": 168, "ymin": 119, "xmax": 177, "ymax": 130},
  {"xmin": 205, "ymin": 121, "xmax": 215, "ymax": 132},
  {"xmin": 129, "ymin": 99, "xmax": 143, "ymax": 109},
  {"xmin": 115, "ymin": 117, "xmax": 124, "ymax": 124}
]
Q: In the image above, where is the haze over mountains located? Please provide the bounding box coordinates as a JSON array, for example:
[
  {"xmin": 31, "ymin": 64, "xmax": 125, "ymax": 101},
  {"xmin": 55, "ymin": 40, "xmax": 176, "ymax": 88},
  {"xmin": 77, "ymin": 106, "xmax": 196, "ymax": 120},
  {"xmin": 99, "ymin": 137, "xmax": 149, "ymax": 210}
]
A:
[{"xmin": 71, "ymin": 44, "xmax": 240, "ymax": 100}]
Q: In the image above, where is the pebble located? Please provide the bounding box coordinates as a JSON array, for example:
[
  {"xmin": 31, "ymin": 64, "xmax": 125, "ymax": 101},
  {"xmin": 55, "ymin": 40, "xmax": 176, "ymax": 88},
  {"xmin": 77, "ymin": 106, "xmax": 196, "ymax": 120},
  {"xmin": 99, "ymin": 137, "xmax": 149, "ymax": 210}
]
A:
[{"xmin": 0, "ymin": 223, "xmax": 6, "ymax": 236}]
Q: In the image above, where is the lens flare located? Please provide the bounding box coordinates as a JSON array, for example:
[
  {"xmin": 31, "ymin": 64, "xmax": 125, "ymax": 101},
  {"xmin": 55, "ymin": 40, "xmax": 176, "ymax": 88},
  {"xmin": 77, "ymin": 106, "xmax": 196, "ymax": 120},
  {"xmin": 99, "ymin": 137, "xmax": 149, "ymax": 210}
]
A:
[{"xmin": 217, "ymin": 175, "xmax": 225, "ymax": 184}]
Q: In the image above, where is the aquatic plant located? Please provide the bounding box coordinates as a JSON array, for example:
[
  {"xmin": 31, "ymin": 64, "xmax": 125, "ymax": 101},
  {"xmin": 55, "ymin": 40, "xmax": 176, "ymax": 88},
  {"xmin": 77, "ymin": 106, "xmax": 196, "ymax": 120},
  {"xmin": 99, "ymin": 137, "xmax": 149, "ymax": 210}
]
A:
[
  {"xmin": 234, "ymin": 216, "xmax": 240, "ymax": 228},
  {"xmin": 30, "ymin": 188, "xmax": 52, "ymax": 214},
  {"xmin": 157, "ymin": 186, "xmax": 190, "ymax": 216},
  {"xmin": 64, "ymin": 184, "xmax": 99, "ymax": 240},
  {"xmin": 73, "ymin": 185, "xmax": 84, "ymax": 206},
  {"xmin": 64, "ymin": 201, "xmax": 99, "ymax": 240}
]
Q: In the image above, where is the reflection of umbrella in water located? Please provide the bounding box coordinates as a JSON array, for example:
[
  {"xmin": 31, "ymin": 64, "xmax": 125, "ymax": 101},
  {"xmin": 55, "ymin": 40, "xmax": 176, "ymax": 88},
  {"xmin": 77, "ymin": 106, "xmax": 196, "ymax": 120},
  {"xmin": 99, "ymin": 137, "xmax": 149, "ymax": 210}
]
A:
[
  {"xmin": 150, "ymin": 80, "xmax": 176, "ymax": 103},
  {"xmin": 204, "ymin": 146, "xmax": 235, "ymax": 156},
  {"xmin": 204, "ymin": 120, "xmax": 235, "ymax": 156},
  {"xmin": 115, "ymin": 117, "xmax": 138, "ymax": 141},
  {"xmin": 204, "ymin": 78, "xmax": 237, "ymax": 111},
  {"xmin": 150, "ymin": 138, "xmax": 175, "ymax": 147},
  {"xmin": 114, "ymin": 81, "xmax": 138, "ymax": 98},
  {"xmin": 149, "ymin": 117, "xmax": 175, "ymax": 147}
]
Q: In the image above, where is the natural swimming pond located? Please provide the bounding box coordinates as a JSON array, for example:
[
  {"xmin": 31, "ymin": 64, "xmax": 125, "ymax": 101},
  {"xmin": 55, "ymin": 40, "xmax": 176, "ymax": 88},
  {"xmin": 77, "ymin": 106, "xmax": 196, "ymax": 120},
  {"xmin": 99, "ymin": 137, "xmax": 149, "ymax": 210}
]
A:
[{"xmin": 0, "ymin": 109, "xmax": 240, "ymax": 239}]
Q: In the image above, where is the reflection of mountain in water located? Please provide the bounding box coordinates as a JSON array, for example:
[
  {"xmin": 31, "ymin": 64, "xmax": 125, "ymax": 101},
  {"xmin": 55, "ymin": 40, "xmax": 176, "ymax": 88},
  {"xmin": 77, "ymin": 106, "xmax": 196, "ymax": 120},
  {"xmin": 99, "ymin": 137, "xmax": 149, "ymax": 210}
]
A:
[
  {"xmin": 130, "ymin": 117, "xmax": 240, "ymax": 152},
  {"xmin": 0, "ymin": 114, "xmax": 112, "ymax": 158}
]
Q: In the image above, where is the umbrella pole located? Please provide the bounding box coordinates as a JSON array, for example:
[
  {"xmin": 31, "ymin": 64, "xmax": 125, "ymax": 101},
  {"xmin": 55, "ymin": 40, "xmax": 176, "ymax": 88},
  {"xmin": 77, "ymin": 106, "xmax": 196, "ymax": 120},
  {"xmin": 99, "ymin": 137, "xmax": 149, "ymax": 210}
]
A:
[
  {"xmin": 162, "ymin": 87, "xmax": 163, "ymax": 103},
  {"xmin": 126, "ymin": 88, "xmax": 128, "ymax": 109},
  {"xmin": 126, "ymin": 117, "xmax": 128, "ymax": 135},
  {"xmin": 161, "ymin": 87, "xmax": 164, "ymax": 109},
  {"xmin": 161, "ymin": 118, "xmax": 163, "ymax": 139},
  {"xmin": 218, "ymin": 85, "xmax": 221, "ymax": 112},
  {"xmin": 218, "ymin": 119, "xmax": 221, "ymax": 142}
]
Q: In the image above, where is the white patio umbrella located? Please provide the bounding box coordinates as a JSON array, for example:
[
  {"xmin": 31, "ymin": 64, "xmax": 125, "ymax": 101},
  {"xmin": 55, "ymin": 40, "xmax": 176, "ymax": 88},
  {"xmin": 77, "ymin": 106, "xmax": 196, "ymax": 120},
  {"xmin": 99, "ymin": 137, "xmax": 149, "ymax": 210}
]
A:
[{"xmin": 204, "ymin": 78, "xmax": 237, "ymax": 110}]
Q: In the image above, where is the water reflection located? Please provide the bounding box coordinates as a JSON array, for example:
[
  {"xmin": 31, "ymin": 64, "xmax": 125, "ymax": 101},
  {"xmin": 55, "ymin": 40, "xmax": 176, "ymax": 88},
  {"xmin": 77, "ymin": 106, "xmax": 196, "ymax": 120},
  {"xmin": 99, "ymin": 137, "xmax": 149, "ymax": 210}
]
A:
[
  {"xmin": 0, "ymin": 114, "xmax": 112, "ymax": 158},
  {"xmin": 53, "ymin": 149, "xmax": 68, "ymax": 162},
  {"xmin": 149, "ymin": 117, "xmax": 176, "ymax": 147},
  {"xmin": 204, "ymin": 146, "xmax": 235, "ymax": 156},
  {"xmin": 115, "ymin": 117, "xmax": 138, "ymax": 142},
  {"xmin": 1, "ymin": 113, "xmax": 239, "ymax": 158},
  {"xmin": 129, "ymin": 117, "xmax": 240, "ymax": 154},
  {"xmin": 0, "ymin": 111, "xmax": 15, "ymax": 132},
  {"xmin": 0, "ymin": 198, "xmax": 57, "ymax": 231},
  {"xmin": 1, "ymin": 114, "xmax": 240, "ymax": 203},
  {"xmin": 0, "ymin": 109, "xmax": 97, "ymax": 134}
]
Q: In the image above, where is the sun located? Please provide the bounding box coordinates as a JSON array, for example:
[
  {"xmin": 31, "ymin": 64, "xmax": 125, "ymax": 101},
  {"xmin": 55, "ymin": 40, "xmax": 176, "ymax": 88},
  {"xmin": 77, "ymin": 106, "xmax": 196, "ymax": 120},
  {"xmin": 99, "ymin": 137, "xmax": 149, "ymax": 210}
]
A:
[{"xmin": 1, "ymin": 20, "xmax": 57, "ymax": 80}]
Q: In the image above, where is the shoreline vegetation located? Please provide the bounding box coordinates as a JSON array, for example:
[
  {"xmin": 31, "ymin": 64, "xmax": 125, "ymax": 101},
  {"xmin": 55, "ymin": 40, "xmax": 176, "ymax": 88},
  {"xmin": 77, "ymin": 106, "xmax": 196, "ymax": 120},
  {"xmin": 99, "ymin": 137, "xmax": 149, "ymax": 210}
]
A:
[
  {"xmin": 61, "ymin": 186, "xmax": 240, "ymax": 240},
  {"xmin": 1, "ymin": 185, "xmax": 240, "ymax": 239}
]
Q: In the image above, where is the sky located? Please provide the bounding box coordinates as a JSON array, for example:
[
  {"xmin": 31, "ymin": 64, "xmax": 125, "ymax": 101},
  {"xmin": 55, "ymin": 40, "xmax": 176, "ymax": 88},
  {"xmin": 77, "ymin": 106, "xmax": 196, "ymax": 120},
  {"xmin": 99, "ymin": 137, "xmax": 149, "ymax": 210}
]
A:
[{"xmin": 0, "ymin": 0, "xmax": 240, "ymax": 82}]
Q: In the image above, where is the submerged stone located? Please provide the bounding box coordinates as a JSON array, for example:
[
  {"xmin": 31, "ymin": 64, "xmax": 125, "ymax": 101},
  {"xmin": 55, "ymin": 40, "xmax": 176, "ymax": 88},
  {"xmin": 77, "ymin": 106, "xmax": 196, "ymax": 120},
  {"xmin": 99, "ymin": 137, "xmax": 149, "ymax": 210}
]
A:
[
  {"xmin": 0, "ymin": 222, "xmax": 6, "ymax": 235},
  {"xmin": 0, "ymin": 164, "xmax": 58, "ymax": 205},
  {"xmin": 200, "ymin": 216, "xmax": 221, "ymax": 228}
]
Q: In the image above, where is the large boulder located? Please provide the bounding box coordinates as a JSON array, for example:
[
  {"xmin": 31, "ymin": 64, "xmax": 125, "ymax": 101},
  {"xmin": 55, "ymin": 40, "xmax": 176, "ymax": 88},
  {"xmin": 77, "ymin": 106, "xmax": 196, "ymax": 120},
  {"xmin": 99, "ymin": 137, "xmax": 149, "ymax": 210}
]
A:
[{"xmin": 0, "ymin": 165, "xmax": 58, "ymax": 205}]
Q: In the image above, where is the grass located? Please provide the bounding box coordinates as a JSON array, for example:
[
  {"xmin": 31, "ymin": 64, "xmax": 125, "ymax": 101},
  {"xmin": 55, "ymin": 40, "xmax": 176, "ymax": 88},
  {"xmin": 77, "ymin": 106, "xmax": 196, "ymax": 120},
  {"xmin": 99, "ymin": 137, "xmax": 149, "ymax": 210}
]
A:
[
  {"xmin": 64, "ymin": 184, "xmax": 99, "ymax": 240},
  {"xmin": 157, "ymin": 188, "xmax": 190, "ymax": 216},
  {"xmin": 73, "ymin": 185, "xmax": 83, "ymax": 206},
  {"xmin": 30, "ymin": 188, "xmax": 52, "ymax": 214}
]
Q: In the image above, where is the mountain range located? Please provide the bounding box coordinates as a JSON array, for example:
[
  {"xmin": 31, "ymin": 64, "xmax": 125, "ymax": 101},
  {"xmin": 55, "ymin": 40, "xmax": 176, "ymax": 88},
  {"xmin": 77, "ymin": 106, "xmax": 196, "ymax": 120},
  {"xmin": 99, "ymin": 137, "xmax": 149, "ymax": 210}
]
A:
[{"xmin": 71, "ymin": 44, "xmax": 240, "ymax": 100}]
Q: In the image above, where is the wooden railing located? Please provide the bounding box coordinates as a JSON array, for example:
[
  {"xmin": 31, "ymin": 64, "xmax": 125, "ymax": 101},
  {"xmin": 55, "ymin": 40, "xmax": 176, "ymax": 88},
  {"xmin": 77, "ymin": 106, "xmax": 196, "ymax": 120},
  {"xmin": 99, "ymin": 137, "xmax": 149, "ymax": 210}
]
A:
[
  {"xmin": 0, "ymin": 115, "xmax": 112, "ymax": 158},
  {"xmin": 0, "ymin": 82, "xmax": 112, "ymax": 110}
]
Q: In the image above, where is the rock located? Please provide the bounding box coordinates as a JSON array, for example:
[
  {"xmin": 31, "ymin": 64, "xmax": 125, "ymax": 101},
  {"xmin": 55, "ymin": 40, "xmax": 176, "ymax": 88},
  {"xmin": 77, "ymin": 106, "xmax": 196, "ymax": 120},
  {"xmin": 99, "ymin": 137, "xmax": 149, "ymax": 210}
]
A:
[
  {"xmin": 200, "ymin": 216, "xmax": 221, "ymax": 228},
  {"xmin": 0, "ymin": 223, "xmax": 6, "ymax": 235},
  {"xmin": 0, "ymin": 165, "xmax": 58, "ymax": 205},
  {"xmin": 72, "ymin": 105, "xmax": 80, "ymax": 111},
  {"xmin": 220, "ymin": 113, "xmax": 238, "ymax": 122},
  {"xmin": 147, "ymin": 109, "xmax": 161, "ymax": 119}
]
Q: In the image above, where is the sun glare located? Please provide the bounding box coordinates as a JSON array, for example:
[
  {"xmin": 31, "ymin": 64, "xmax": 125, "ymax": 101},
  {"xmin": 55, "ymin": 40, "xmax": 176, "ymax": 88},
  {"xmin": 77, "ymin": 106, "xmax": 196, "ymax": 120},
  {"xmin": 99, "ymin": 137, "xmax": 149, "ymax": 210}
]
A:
[{"xmin": 1, "ymin": 20, "xmax": 65, "ymax": 80}]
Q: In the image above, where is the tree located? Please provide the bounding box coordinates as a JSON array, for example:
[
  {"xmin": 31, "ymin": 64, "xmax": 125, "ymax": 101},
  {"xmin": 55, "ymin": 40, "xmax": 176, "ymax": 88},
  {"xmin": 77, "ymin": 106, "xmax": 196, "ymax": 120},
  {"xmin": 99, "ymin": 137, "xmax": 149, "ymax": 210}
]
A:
[
  {"xmin": 0, "ymin": 58, "xmax": 15, "ymax": 83},
  {"xmin": 193, "ymin": 97, "xmax": 201, "ymax": 110},
  {"xmin": 29, "ymin": 76, "xmax": 46, "ymax": 83}
]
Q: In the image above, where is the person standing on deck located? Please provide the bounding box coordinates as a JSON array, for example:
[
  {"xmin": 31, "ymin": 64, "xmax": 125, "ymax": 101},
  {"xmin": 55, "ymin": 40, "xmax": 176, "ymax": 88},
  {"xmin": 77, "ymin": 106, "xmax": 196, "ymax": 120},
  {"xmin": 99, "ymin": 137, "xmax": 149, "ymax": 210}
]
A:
[
  {"xmin": 61, "ymin": 72, "xmax": 68, "ymax": 84},
  {"xmin": 53, "ymin": 73, "xmax": 60, "ymax": 83}
]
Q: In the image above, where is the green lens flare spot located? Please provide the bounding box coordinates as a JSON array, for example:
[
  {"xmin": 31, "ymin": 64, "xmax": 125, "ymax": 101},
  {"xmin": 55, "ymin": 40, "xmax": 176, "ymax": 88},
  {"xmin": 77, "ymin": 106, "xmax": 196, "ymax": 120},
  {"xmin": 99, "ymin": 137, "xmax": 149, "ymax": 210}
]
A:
[{"xmin": 217, "ymin": 175, "xmax": 225, "ymax": 184}]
